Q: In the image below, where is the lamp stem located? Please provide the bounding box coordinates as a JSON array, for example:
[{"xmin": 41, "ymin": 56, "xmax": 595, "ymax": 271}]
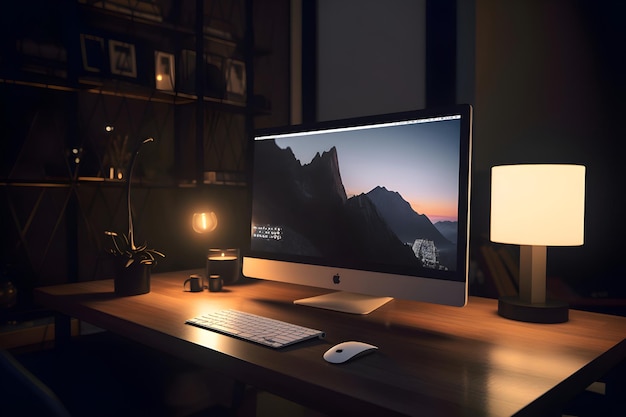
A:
[
  {"xmin": 499, "ymin": 245, "xmax": 567, "ymax": 323},
  {"xmin": 519, "ymin": 245, "xmax": 547, "ymax": 304}
]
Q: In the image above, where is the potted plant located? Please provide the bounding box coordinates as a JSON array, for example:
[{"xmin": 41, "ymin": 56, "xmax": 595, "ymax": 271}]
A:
[{"xmin": 105, "ymin": 137, "xmax": 164, "ymax": 295}]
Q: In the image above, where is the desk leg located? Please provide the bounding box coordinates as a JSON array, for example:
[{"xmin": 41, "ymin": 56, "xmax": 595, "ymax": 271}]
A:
[
  {"xmin": 231, "ymin": 381, "xmax": 256, "ymax": 416},
  {"xmin": 54, "ymin": 313, "xmax": 72, "ymax": 348},
  {"xmin": 605, "ymin": 359, "xmax": 626, "ymax": 417}
]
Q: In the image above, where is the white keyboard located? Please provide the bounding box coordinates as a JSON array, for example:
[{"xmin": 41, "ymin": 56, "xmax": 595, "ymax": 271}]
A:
[{"xmin": 185, "ymin": 309, "xmax": 325, "ymax": 348}]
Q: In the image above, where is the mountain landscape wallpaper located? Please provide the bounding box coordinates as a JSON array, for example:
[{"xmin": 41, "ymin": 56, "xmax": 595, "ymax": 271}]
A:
[{"xmin": 251, "ymin": 120, "xmax": 461, "ymax": 275}]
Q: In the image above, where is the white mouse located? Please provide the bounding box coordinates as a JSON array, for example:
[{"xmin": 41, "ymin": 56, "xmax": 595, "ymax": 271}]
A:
[{"xmin": 323, "ymin": 341, "xmax": 378, "ymax": 364}]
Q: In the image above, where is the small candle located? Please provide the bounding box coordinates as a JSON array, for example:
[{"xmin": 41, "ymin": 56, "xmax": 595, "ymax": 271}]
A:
[{"xmin": 206, "ymin": 248, "xmax": 240, "ymax": 285}]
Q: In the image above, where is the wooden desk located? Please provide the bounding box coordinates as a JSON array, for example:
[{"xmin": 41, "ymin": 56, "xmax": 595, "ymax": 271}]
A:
[{"xmin": 35, "ymin": 270, "xmax": 626, "ymax": 417}]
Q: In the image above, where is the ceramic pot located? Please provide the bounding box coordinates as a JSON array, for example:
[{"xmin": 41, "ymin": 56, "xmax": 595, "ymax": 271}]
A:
[{"xmin": 114, "ymin": 260, "xmax": 151, "ymax": 296}]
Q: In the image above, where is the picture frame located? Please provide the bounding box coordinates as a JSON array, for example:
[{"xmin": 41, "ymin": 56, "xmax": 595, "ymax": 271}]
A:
[
  {"xmin": 108, "ymin": 39, "xmax": 137, "ymax": 78},
  {"xmin": 80, "ymin": 34, "xmax": 105, "ymax": 73},
  {"xmin": 154, "ymin": 51, "xmax": 175, "ymax": 91}
]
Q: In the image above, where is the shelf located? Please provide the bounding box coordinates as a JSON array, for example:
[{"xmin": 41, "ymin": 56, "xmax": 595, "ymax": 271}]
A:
[
  {"xmin": 1, "ymin": 175, "xmax": 246, "ymax": 189},
  {"xmin": 80, "ymin": 77, "xmax": 251, "ymax": 111},
  {"xmin": 77, "ymin": 2, "xmax": 241, "ymax": 48},
  {"xmin": 78, "ymin": 77, "xmax": 197, "ymax": 105},
  {"xmin": 78, "ymin": 0, "xmax": 168, "ymax": 26},
  {"xmin": 1, "ymin": 0, "xmax": 255, "ymax": 305},
  {"xmin": 0, "ymin": 76, "xmax": 252, "ymax": 111}
]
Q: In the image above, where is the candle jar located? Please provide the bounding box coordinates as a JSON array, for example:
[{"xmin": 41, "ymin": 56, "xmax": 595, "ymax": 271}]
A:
[{"xmin": 206, "ymin": 248, "xmax": 240, "ymax": 285}]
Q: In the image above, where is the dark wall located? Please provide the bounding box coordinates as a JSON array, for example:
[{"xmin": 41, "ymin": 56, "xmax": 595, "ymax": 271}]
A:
[{"xmin": 315, "ymin": 0, "xmax": 427, "ymax": 120}]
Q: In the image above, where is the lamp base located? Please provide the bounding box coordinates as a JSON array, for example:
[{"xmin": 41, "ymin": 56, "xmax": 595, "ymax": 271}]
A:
[{"xmin": 498, "ymin": 296, "xmax": 569, "ymax": 323}]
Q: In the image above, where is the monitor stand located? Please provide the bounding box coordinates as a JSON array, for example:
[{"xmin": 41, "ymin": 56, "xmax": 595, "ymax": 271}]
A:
[{"xmin": 294, "ymin": 291, "xmax": 393, "ymax": 315}]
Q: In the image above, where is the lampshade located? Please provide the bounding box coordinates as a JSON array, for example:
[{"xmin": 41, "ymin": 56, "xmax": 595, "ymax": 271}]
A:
[{"xmin": 490, "ymin": 164, "xmax": 586, "ymax": 246}]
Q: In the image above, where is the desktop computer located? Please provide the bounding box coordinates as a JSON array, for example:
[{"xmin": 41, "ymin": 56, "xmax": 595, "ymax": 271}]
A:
[{"xmin": 243, "ymin": 104, "xmax": 473, "ymax": 314}]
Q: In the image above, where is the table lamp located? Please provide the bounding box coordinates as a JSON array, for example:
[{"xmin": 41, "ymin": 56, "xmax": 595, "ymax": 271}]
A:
[{"xmin": 490, "ymin": 164, "xmax": 586, "ymax": 323}]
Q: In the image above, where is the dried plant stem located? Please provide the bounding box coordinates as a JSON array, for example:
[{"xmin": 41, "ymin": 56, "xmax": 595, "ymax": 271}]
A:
[{"xmin": 127, "ymin": 137, "xmax": 153, "ymax": 250}]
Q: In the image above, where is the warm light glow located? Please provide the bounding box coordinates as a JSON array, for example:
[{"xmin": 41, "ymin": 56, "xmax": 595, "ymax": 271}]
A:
[
  {"xmin": 207, "ymin": 248, "xmax": 238, "ymax": 262},
  {"xmin": 156, "ymin": 74, "xmax": 163, "ymax": 82},
  {"xmin": 192, "ymin": 212, "xmax": 218, "ymax": 234},
  {"xmin": 486, "ymin": 345, "xmax": 581, "ymax": 416},
  {"xmin": 490, "ymin": 164, "xmax": 585, "ymax": 246}
]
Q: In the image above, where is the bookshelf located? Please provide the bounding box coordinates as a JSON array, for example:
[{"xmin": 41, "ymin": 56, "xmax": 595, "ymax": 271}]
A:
[{"xmin": 0, "ymin": 0, "xmax": 283, "ymax": 322}]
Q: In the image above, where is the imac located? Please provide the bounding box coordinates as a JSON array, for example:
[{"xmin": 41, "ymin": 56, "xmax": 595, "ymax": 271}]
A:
[{"xmin": 242, "ymin": 105, "xmax": 473, "ymax": 314}]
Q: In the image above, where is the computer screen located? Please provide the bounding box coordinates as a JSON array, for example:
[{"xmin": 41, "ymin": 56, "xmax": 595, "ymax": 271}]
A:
[{"xmin": 242, "ymin": 105, "xmax": 472, "ymax": 314}]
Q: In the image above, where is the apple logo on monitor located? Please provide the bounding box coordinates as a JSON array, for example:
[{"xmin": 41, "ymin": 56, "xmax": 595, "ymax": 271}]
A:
[{"xmin": 333, "ymin": 274, "xmax": 341, "ymax": 284}]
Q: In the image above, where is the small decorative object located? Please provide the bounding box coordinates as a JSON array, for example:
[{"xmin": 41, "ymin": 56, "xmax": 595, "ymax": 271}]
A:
[
  {"xmin": 109, "ymin": 39, "xmax": 137, "ymax": 78},
  {"xmin": 208, "ymin": 275, "xmax": 223, "ymax": 292},
  {"xmin": 184, "ymin": 274, "xmax": 203, "ymax": 292},
  {"xmin": 106, "ymin": 138, "xmax": 165, "ymax": 296},
  {"xmin": 0, "ymin": 281, "xmax": 17, "ymax": 309},
  {"xmin": 103, "ymin": 132, "xmax": 131, "ymax": 180},
  {"xmin": 206, "ymin": 248, "xmax": 240, "ymax": 285},
  {"xmin": 225, "ymin": 59, "xmax": 246, "ymax": 101},
  {"xmin": 155, "ymin": 51, "xmax": 175, "ymax": 91}
]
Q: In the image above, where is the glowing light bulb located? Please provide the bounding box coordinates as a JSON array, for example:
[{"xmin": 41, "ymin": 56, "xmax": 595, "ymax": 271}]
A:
[{"xmin": 192, "ymin": 212, "xmax": 218, "ymax": 234}]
